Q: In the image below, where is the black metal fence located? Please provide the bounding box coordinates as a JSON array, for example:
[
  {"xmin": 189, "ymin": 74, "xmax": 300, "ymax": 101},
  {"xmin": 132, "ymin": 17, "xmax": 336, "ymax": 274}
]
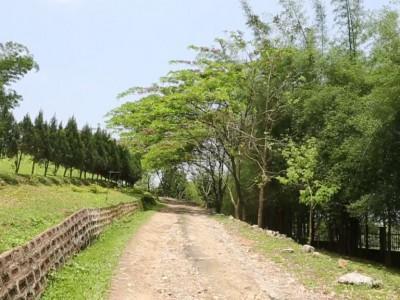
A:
[
  {"xmin": 392, "ymin": 233, "xmax": 400, "ymax": 251},
  {"xmin": 359, "ymin": 232, "xmax": 400, "ymax": 252}
]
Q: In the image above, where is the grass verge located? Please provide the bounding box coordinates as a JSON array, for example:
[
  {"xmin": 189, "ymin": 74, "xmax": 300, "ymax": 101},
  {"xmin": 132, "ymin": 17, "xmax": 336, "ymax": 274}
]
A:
[
  {"xmin": 41, "ymin": 210, "xmax": 155, "ymax": 300},
  {"xmin": 216, "ymin": 216, "xmax": 400, "ymax": 300},
  {"xmin": 0, "ymin": 183, "xmax": 138, "ymax": 253}
]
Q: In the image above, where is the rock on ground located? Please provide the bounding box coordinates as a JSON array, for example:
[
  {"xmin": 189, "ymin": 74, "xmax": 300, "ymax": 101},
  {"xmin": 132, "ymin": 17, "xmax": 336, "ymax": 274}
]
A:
[
  {"xmin": 302, "ymin": 244, "xmax": 315, "ymax": 253},
  {"xmin": 337, "ymin": 272, "xmax": 381, "ymax": 288},
  {"xmin": 281, "ymin": 248, "xmax": 295, "ymax": 253}
]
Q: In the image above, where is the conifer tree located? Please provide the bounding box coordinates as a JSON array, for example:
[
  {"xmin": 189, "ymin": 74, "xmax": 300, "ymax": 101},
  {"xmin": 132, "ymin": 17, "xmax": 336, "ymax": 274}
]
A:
[
  {"xmin": 80, "ymin": 124, "xmax": 94, "ymax": 179},
  {"xmin": 4, "ymin": 115, "xmax": 21, "ymax": 173},
  {"xmin": 64, "ymin": 117, "xmax": 83, "ymax": 177},
  {"xmin": 46, "ymin": 116, "xmax": 59, "ymax": 176},
  {"xmin": 31, "ymin": 111, "xmax": 44, "ymax": 175}
]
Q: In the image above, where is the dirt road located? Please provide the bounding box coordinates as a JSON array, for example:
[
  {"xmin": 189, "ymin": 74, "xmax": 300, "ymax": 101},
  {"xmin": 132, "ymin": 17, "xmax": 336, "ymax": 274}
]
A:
[{"xmin": 108, "ymin": 200, "xmax": 328, "ymax": 300}]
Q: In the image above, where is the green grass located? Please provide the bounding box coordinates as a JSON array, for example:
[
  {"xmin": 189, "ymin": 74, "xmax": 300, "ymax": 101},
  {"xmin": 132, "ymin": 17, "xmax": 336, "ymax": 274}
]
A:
[
  {"xmin": 0, "ymin": 184, "xmax": 137, "ymax": 253},
  {"xmin": 216, "ymin": 216, "xmax": 400, "ymax": 300},
  {"xmin": 41, "ymin": 210, "xmax": 155, "ymax": 300},
  {"xmin": 0, "ymin": 157, "xmax": 94, "ymax": 182},
  {"xmin": 0, "ymin": 157, "xmax": 139, "ymax": 253}
]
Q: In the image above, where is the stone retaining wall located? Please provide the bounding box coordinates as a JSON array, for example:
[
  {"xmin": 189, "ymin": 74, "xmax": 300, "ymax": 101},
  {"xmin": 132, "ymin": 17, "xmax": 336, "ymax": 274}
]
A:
[{"xmin": 0, "ymin": 202, "xmax": 139, "ymax": 300}]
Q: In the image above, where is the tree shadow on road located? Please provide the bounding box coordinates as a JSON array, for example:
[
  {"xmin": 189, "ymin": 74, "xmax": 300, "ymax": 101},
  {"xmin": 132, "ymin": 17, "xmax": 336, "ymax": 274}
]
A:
[{"xmin": 158, "ymin": 198, "xmax": 210, "ymax": 216}]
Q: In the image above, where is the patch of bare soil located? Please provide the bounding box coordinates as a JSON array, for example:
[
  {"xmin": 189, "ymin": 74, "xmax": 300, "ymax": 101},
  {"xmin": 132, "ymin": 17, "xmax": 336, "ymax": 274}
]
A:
[{"xmin": 108, "ymin": 200, "xmax": 330, "ymax": 300}]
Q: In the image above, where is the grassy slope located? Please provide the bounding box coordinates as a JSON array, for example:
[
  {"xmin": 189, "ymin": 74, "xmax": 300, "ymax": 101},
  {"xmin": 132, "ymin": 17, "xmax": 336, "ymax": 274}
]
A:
[
  {"xmin": 41, "ymin": 211, "xmax": 154, "ymax": 300},
  {"xmin": 0, "ymin": 158, "xmax": 139, "ymax": 253},
  {"xmin": 0, "ymin": 157, "xmax": 86, "ymax": 180},
  {"xmin": 217, "ymin": 216, "xmax": 400, "ymax": 300}
]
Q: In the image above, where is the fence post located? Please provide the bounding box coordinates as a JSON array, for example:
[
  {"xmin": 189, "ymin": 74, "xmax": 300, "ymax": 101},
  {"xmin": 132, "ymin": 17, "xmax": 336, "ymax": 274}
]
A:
[
  {"xmin": 365, "ymin": 216, "xmax": 369, "ymax": 250},
  {"xmin": 379, "ymin": 226, "xmax": 386, "ymax": 261}
]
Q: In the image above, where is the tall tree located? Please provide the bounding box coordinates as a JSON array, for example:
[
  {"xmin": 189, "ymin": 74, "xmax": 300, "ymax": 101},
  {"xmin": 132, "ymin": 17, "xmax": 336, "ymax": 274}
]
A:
[
  {"xmin": 64, "ymin": 117, "xmax": 83, "ymax": 178},
  {"xmin": 313, "ymin": 0, "xmax": 328, "ymax": 54},
  {"xmin": 80, "ymin": 124, "xmax": 94, "ymax": 179},
  {"xmin": 0, "ymin": 42, "xmax": 37, "ymax": 144},
  {"xmin": 31, "ymin": 111, "xmax": 46, "ymax": 175},
  {"xmin": 19, "ymin": 115, "xmax": 35, "ymax": 170},
  {"xmin": 47, "ymin": 116, "xmax": 59, "ymax": 176},
  {"xmin": 332, "ymin": 0, "xmax": 363, "ymax": 57}
]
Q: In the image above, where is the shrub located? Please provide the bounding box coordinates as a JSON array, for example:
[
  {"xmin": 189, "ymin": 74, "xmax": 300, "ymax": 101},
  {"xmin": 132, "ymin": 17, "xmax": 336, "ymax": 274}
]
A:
[{"xmin": 140, "ymin": 192, "xmax": 157, "ymax": 210}]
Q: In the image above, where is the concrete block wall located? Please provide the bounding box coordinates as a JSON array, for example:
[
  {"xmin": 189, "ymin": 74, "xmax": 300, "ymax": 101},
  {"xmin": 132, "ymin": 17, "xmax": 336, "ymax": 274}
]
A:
[{"xmin": 0, "ymin": 202, "xmax": 138, "ymax": 300}]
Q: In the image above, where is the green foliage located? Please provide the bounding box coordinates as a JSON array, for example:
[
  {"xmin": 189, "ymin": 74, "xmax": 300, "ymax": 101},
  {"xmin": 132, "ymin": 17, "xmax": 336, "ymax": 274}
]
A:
[
  {"xmin": 158, "ymin": 167, "xmax": 188, "ymax": 199},
  {"xmin": 1, "ymin": 111, "xmax": 142, "ymax": 184},
  {"xmin": 140, "ymin": 192, "xmax": 157, "ymax": 210},
  {"xmin": 0, "ymin": 42, "xmax": 37, "ymax": 111},
  {"xmin": 0, "ymin": 42, "xmax": 37, "ymax": 156},
  {"xmin": 279, "ymin": 138, "xmax": 338, "ymax": 207},
  {"xmin": 184, "ymin": 181, "xmax": 203, "ymax": 205}
]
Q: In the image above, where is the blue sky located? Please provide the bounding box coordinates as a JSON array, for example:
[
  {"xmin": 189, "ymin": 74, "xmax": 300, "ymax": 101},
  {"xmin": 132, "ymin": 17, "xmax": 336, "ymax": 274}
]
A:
[{"xmin": 0, "ymin": 0, "xmax": 391, "ymax": 128}]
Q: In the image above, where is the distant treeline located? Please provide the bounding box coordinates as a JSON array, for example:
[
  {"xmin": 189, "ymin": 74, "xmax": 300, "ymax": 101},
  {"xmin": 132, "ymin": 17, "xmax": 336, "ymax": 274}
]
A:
[
  {"xmin": 0, "ymin": 42, "xmax": 141, "ymax": 185},
  {"xmin": 0, "ymin": 112, "xmax": 141, "ymax": 185}
]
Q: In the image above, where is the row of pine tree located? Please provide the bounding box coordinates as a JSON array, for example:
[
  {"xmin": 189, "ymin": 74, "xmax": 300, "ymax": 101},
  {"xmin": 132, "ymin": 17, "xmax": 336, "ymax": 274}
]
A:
[{"xmin": 0, "ymin": 111, "xmax": 141, "ymax": 185}]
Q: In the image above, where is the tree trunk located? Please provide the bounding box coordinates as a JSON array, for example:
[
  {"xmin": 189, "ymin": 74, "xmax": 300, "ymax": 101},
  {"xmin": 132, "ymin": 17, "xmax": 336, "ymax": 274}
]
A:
[
  {"xmin": 53, "ymin": 164, "xmax": 59, "ymax": 176},
  {"xmin": 365, "ymin": 213, "xmax": 369, "ymax": 250},
  {"xmin": 386, "ymin": 214, "xmax": 392, "ymax": 266},
  {"xmin": 69, "ymin": 168, "xmax": 73, "ymax": 178},
  {"xmin": 44, "ymin": 161, "xmax": 49, "ymax": 177},
  {"xmin": 308, "ymin": 205, "xmax": 314, "ymax": 245},
  {"xmin": 230, "ymin": 155, "xmax": 243, "ymax": 220},
  {"xmin": 215, "ymin": 177, "xmax": 224, "ymax": 214},
  {"xmin": 79, "ymin": 170, "xmax": 83, "ymax": 179},
  {"xmin": 15, "ymin": 152, "xmax": 22, "ymax": 174},
  {"xmin": 234, "ymin": 203, "xmax": 240, "ymax": 219},
  {"xmin": 227, "ymin": 185, "xmax": 240, "ymax": 219},
  {"xmin": 63, "ymin": 167, "xmax": 68, "ymax": 177},
  {"xmin": 31, "ymin": 161, "xmax": 36, "ymax": 176},
  {"xmin": 241, "ymin": 205, "xmax": 246, "ymax": 222},
  {"xmin": 215, "ymin": 192, "xmax": 222, "ymax": 214},
  {"xmin": 257, "ymin": 181, "xmax": 267, "ymax": 228}
]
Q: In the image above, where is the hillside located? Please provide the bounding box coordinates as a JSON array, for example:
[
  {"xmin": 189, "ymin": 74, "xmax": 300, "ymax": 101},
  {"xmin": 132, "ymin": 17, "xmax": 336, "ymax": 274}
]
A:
[{"xmin": 0, "ymin": 158, "xmax": 139, "ymax": 253}]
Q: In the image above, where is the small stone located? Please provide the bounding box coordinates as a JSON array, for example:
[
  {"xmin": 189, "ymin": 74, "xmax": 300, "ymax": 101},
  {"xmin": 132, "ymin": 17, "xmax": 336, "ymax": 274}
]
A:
[
  {"xmin": 312, "ymin": 251, "xmax": 322, "ymax": 257},
  {"xmin": 337, "ymin": 272, "xmax": 382, "ymax": 288},
  {"xmin": 338, "ymin": 258, "xmax": 349, "ymax": 269},
  {"xmin": 267, "ymin": 230, "xmax": 279, "ymax": 237},
  {"xmin": 228, "ymin": 216, "xmax": 234, "ymax": 220},
  {"xmin": 302, "ymin": 244, "xmax": 315, "ymax": 253},
  {"xmin": 281, "ymin": 248, "xmax": 295, "ymax": 253},
  {"xmin": 251, "ymin": 224, "xmax": 259, "ymax": 229}
]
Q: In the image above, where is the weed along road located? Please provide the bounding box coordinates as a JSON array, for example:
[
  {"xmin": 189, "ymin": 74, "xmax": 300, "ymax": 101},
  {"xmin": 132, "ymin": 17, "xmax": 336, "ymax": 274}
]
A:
[{"xmin": 108, "ymin": 199, "xmax": 327, "ymax": 300}]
